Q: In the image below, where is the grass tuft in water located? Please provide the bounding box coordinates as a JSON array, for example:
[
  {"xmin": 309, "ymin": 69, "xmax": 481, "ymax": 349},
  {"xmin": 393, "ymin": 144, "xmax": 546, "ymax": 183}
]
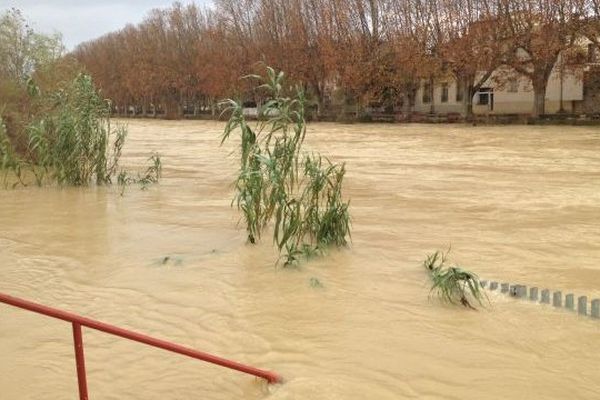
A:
[
  {"xmin": 309, "ymin": 277, "xmax": 324, "ymax": 288},
  {"xmin": 117, "ymin": 152, "xmax": 162, "ymax": 195},
  {"xmin": 220, "ymin": 66, "xmax": 351, "ymax": 265},
  {"xmin": 424, "ymin": 249, "xmax": 487, "ymax": 310}
]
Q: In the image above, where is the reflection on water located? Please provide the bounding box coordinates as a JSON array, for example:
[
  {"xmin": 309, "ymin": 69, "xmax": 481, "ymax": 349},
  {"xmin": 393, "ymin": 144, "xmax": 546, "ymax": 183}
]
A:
[{"xmin": 1, "ymin": 120, "xmax": 599, "ymax": 399}]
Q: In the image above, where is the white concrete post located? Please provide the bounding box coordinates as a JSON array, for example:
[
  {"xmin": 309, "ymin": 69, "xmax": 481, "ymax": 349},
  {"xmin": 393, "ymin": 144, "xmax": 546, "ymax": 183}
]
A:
[
  {"xmin": 591, "ymin": 299, "xmax": 600, "ymax": 319},
  {"xmin": 541, "ymin": 289, "xmax": 550, "ymax": 304},
  {"xmin": 553, "ymin": 291, "xmax": 562, "ymax": 307},
  {"xmin": 565, "ymin": 294, "xmax": 575, "ymax": 310},
  {"xmin": 529, "ymin": 287, "xmax": 538, "ymax": 301},
  {"xmin": 578, "ymin": 296, "xmax": 587, "ymax": 315}
]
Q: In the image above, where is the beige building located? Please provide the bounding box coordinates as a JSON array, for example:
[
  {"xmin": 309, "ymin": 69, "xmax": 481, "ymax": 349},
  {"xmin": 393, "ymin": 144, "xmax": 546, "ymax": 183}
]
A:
[
  {"xmin": 412, "ymin": 38, "xmax": 600, "ymax": 116},
  {"xmin": 414, "ymin": 64, "xmax": 584, "ymax": 115}
]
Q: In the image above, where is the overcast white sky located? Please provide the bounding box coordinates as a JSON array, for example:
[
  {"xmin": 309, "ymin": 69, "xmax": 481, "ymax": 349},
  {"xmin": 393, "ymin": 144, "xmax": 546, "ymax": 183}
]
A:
[{"xmin": 1, "ymin": 1, "xmax": 213, "ymax": 50}]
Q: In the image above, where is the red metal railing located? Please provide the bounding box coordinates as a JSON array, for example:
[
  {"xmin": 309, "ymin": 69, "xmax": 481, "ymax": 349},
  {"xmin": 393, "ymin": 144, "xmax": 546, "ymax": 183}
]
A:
[{"xmin": 0, "ymin": 292, "xmax": 282, "ymax": 399}]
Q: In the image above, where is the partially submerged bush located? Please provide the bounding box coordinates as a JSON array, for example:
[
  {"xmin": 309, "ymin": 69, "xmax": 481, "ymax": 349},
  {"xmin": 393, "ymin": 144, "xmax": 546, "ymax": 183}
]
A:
[
  {"xmin": 424, "ymin": 249, "xmax": 486, "ymax": 309},
  {"xmin": 221, "ymin": 67, "xmax": 351, "ymax": 265},
  {"xmin": 117, "ymin": 152, "xmax": 162, "ymax": 195},
  {"xmin": 0, "ymin": 74, "xmax": 160, "ymax": 189},
  {"xmin": 0, "ymin": 113, "xmax": 28, "ymax": 187}
]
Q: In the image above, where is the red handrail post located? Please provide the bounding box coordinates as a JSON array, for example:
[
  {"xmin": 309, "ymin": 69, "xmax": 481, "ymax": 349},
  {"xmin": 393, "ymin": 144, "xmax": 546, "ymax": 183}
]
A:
[{"xmin": 72, "ymin": 322, "xmax": 89, "ymax": 400}]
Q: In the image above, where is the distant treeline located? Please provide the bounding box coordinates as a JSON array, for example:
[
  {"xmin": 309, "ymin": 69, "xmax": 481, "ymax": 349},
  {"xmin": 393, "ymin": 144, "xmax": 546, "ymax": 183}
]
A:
[{"xmin": 70, "ymin": 0, "xmax": 599, "ymax": 119}]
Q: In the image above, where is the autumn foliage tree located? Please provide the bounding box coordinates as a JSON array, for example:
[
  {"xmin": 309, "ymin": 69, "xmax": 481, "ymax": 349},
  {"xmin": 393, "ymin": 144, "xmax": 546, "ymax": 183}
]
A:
[
  {"xmin": 501, "ymin": 0, "xmax": 583, "ymax": 117},
  {"xmin": 71, "ymin": 0, "xmax": 597, "ymax": 120},
  {"xmin": 436, "ymin": 0, "xmax": 514, "ymax": 118}
]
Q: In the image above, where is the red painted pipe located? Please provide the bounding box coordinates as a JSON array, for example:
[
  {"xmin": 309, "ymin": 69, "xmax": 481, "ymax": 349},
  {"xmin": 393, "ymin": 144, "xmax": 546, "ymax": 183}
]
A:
[
  {"xmin": 0, "ymin": 292, "xmax": 282, "ymax": 386},
  {"xmin": 72, "ymin": 322, "xmax": 89, "ymax": 400}
]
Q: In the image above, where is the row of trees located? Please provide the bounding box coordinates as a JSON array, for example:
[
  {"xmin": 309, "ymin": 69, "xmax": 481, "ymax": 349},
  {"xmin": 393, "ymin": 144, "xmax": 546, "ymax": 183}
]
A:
[{"xmin": 72, "ymin": 0, "xmax": 600, "ymax": 119}]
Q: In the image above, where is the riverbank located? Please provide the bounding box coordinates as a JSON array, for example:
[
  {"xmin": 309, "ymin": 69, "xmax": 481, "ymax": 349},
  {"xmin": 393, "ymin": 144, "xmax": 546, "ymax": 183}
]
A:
[{"xmin": 110, "ymin": 112, "xmax": 600, "ymax": 126}]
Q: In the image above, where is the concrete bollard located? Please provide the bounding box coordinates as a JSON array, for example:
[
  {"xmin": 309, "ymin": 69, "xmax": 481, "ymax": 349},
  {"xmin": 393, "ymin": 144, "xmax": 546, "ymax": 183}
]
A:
[
  {"xmin": 541, "ymin": 289, "xmax": 550, "ymax": 304},
  {"xmin": 591, "ymin": 299, "xmax": 600, "ymax": 319},
  {"xmin": 510, "ymin": 285, "xmax": 526, "ymax": 298},
  {"xmin": 578, "ymin": 296, "xmax": 587, "ymax": 315},
  {"xmin": 565, "ymin": 294, "xmax": 575, "ymax": 310},
  {"xmin": 530, "ymin": 287, "xmax": 539, "ymax": 301},
  {"xmin": 477, "ymin": 277, "xmax": 599, "ymax": 322},
  {"xmin": 553, "ymin": 291, "xmax": 562, "ymax": 307}
]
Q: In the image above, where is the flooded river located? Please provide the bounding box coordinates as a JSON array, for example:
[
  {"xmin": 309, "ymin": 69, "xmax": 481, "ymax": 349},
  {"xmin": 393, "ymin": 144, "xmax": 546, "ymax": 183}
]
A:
[{"xmin": 1, "ymin": 120, "xmax": 599, "ymax": 399}]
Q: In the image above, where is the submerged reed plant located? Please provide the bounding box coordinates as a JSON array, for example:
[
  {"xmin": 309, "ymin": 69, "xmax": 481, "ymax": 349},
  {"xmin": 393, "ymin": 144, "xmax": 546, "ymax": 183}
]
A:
[
  {"xmin": 0, "ymin": 115, "xmax": 26, "ymax": 188},
  {"xmin": 26, "ymin": 74, "xmax": 124, "ymax": 186},
  {"xmin": 0, "ymin": 74, "xmax": 160, "ymax": 189},
  {"xmin": 424, "ymin": 249, "xmax": 486, "ymax": 309},
  {"xmin": 117, "ymin": 152, "xmax": 162, "ymax": 195},
  {"xmin": 220, "ymin": 67, "xmax": 351, "ymax": 265}
]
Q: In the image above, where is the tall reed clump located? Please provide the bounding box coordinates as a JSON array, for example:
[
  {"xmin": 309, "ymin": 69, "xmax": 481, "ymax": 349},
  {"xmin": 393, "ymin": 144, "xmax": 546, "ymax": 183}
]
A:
[
  {"xmin": 221, "ymin": 67, "xmax": 351, "ymax": 266},
  {"xmin": 423, "ymin": 249, "xmax": 486, "ymax": 309},
  {"xmin": 0, "ymin": 114, "xmax": 23, "ymax": 187},
  {"xmin": 0, "ymin": 74, "xmax": 160, "ymax": 188}
]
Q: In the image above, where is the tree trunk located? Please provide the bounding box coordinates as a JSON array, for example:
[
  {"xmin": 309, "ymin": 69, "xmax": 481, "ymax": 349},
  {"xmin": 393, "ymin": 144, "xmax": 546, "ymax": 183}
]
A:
[
  {"xmin": 402, "ymin": 85, "xmax": 417, "ymax": 120},
  {"xmin": 460, "ymin": 67, "xmax": 496, "ymax": 122},
  {"xmin": 311, "ymin": 82, "xmax": 323, "ymax": 121},
  {"xmin": 527, "ymin": 64, "xmax": 554, "ymax": 119},
  {"xmin": 429, "ymin": 77, "xmax": 435, "ymax": 114},
  {"xmin": 464, "ymin": 82, "xmax": 476, "ymax": 121},
  {"xmin": 463, "ymin": 95, "xmax": 474, "ymax": 121},
  {"xmin": 402, "ymin": 92, "xmax": 412, "ymax": 119},
  {"xmin": 165, "ymin": 96, "xmax": 181, "ymax": 120},
  {"xmin": 532, "ymin": 79, "xmax": 546, "ymax": 118},
  {"xmin": 369, "ymin": 0, "xmax": 379, "ymax": 40}
]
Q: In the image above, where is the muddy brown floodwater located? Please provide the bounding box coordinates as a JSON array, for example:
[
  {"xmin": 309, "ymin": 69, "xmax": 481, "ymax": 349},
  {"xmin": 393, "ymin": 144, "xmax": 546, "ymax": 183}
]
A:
[{"xmin": 1, "ymin": 120, "xmax": 600, "ymax": 399}]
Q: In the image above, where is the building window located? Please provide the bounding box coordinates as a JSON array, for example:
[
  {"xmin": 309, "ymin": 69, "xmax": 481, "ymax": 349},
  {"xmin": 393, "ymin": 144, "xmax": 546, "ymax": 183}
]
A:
[
  {"xmin": 508, "ymin": 78, "xmax": 518, "ymax": 93},
  {"xmin": 441, "ymin": 83, "xmax": 449, "ymax": 103},
  {"xmin": 588, "ymin": 43, "xmax": 598, "ymax": 63},
  {"xmin": 456, "ymin": 81, "xmax": 464, "ymax": 102},
  {"xmin": 478, "ymin": 92, "xmax": 489, "ymax": 105},
  {"xmin": 422, "ymin": 83, "xmax": 431, "ymax": 103},
  {"xmin": 477, "ymin": 88, "xmax": 494, "ymax": 110}
]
